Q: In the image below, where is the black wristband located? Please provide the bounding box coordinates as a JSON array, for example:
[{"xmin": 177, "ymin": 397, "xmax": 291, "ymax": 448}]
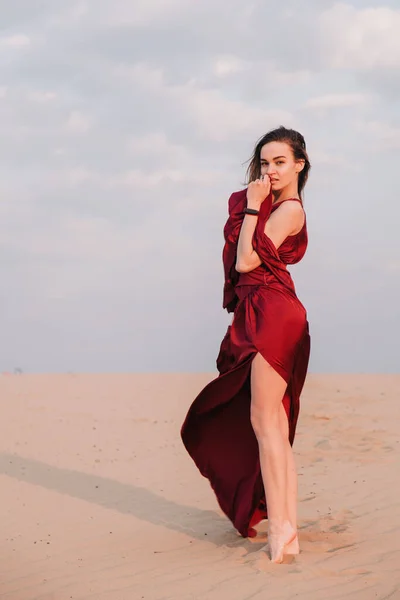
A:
[{"xmin": 243, "ymin": 208, "xmax": 260, "ymax": 215}]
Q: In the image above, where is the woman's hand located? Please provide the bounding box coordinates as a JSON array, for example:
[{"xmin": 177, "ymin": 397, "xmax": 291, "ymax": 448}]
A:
[{"xmin": 246, "ymin": 175, "xmax": 271, "ymax": 210}]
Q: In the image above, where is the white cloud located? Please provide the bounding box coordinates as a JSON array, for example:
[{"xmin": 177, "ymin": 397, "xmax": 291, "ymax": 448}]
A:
[
  {"xmin": 311, "ymin": 150, "xmax": 346, "ymax": 167},
  {"xmin": 354, "ymin": 119, "xmax": 400, "ymax": 149},
  {"xmin": 127, "ymin": 132, "xmax": 187, "ymax": 161},
  {"xmin": 384, "ymin": 261, "xmax": 400, "ymax": 273},
  {"xmin": 185, "ymin": 88, "xmax": 293, "ymax": 141},
  {"xmin": 320, "ymin": 4, "xmax": 400, "ymax": 68},
  {"xmin": 66, "ymin": 167, "xmax": 99, "ymax": 186},
  {"xmin": 40, "ymin": 164, "xmax": 223, "ymax": 191},
  {"xmin": 117, "ymin": 62, "xmax": 293, "ymax": 141},
  {"xmin": 71, "ymin": 3, "xmax": 89, "ymax": 19},
  {"xmin": 109, "ymin": 167, "xmax": 222, "ymax": 187},
  {"xmin": 25, "ymin": 216, "xmax": 141, "ymax": 300},
  {"xmin": 212, "ymin": 56, "xmax": 311, "ymax": 88},
  {"xmin": 304, "ymin": 93, "xmax": 370, "ymax": 109},
  {"xmin": 114, "ymin": 63, "xmax": 165, "ymax": 91},
  {"xmin": 28, "ymin": 90, "xmax": 57, "ymax": 103},
  {"xmin": 125, "ymin": 132, "xmax": 226, "ymax": 190},
  {"xmin": 81, "ymin": 0, "xmax": 191, "ymax": 27},
  {"xmin": 64, "ymin": 110, "xmax": 92, "ymax": 134},
  {"xmin": 270, "ymin": 68, "xmax": 311, "ymax": 87},
  {"xmin": 0, "ymin": 34, "xmax": 31, "ymax": 48},
  {"xmin": 213, "ymin": 55, "xmax": 249, "ymax": 77}
]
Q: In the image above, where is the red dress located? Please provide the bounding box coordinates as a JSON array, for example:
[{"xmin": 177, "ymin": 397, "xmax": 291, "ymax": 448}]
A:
[{"xmin": 180, "ymin": 188, "xmax": 311, "ymax": 538}]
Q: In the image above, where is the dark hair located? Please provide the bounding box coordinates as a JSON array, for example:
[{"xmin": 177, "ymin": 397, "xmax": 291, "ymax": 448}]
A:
[{"xmin": 243, "ymin": 126, "xmax": 311, "ymax": 199}]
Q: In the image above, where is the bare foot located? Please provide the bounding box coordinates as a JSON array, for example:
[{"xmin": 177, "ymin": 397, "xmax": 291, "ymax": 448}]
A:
[
  {"xmin": 285, "ymin": 534, "xmax": 299, "ymax": 554},
  {"xmin": 266, "ymin": 519, "xmax": 297, "ymax": 563}
]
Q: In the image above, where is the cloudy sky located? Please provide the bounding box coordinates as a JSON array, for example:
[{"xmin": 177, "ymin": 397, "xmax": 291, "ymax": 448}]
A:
[{"xmin": 1, "ymin": 0, "xmax": 399, "ymax": 373}]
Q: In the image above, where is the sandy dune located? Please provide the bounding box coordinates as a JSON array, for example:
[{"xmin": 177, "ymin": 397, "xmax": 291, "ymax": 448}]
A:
[{"xmin": 0, "ymin": 373, "xmax": 399, "ymax": 600}]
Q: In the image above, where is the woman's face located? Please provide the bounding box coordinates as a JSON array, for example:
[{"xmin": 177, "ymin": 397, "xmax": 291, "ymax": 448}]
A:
[{"xmin": 259, "ymin": 141, "xmax": 303, "ymax": 192}]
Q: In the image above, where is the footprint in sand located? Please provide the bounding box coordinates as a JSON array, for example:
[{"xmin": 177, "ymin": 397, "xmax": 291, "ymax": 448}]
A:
[
  {"xmin": 244, "ymin": 547, "xmax": 296, "ymax": 571},
  {"xmin": 296, "ymin": 512, "xmax": 354, "ymax": 554},
  {"xmin": 310, "ymin": 414, "xmax": 331, "ymax": 421}
]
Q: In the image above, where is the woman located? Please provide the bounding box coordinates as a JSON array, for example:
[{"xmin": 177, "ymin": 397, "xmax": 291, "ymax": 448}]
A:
[{"xmin": 181, "ymin": 126, "xmax": 311, "ymax": 564}]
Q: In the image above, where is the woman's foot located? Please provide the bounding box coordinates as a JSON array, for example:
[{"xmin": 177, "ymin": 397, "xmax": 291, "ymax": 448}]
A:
[
  {"xmin": 284, "ymin": 533, "xmax": 299, "ymax": 554},
  {"xmin": 266, "ymin": 519, "xmax": 297, "ymax": 563}
]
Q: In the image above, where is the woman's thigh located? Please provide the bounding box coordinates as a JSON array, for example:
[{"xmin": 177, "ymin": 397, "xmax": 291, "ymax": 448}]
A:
[{"xmin": 250, "ymin": 352, "xmax": 288, "ymax": 433}]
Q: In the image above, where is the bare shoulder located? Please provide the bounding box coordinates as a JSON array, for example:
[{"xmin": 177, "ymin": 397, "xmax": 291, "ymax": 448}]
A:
[
  {"xmin": 267, "ymin": 200, "xmax": 305, "ymax": 239},
  {"xmin": 275, "ymin": 200, "xmax": 304, "ymax": 215},
  {"xmin": 278, "ymin": 201, "xmax": 305, "ymax": 235}
]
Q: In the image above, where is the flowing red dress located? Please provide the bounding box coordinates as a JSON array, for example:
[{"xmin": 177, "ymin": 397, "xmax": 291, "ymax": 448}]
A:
[{"xmin": 180, "ymin": 188, "xmax": 311, "ymax": 538}]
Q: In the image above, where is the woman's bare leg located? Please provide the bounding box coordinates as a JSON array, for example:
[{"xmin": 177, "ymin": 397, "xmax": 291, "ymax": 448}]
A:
[
  {"xmin": 250, "ymin": 353, "xmax": 297, "ymax": 562},
  {"xmin": 279, "ymin": 403, "xmax": 299, "ymax": 554}
]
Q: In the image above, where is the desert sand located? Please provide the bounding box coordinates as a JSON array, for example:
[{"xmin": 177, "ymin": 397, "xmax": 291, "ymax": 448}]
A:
[{"xmin": 0, "ymin": 373, "xmax": 399, "ymax": 600}]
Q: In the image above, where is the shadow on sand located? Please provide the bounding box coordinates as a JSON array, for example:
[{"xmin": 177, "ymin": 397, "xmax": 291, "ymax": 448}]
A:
[{"xmin": 0, "ymin": 452, "xmax": 254, "ymax": 549}]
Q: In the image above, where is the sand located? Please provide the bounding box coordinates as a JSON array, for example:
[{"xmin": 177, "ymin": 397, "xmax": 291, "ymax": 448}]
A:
[{"xmin": 0, "ymin": 373, "xmax": 399, "ymax": 600}]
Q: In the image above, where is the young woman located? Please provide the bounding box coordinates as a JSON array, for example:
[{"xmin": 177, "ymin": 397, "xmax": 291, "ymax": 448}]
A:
[{"xmin": 181, "ymin": 126, "xmax": 311, "ymax": 564}]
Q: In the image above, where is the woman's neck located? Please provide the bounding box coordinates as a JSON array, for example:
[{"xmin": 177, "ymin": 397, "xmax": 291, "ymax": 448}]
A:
[{"xmin": 272, "ymin": 185, "xmax": 300, "ymax": 204}]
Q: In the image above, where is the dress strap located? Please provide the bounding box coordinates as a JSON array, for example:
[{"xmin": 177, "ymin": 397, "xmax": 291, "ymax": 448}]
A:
[{"xmin": 272, "ymin": 198, "xmax": 303, "ymax": 208}]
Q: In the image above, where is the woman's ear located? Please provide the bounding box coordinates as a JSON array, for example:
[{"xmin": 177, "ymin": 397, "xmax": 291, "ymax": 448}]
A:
[{"xmin": 296, "ymin": 159, "xmax": 305, "ymax": 173}]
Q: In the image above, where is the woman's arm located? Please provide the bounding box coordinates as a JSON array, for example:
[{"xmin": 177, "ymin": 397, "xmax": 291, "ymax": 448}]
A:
[
  {"xmin": 235, "ymin": 213, "xmax": 260, "ymax": 273},
  {"xmin": 235, "ymin": 201, "xmax": 304, "ymax": 273},
  {"xmin": 235, "ymin": 178, "xmax": 269, "ymax": 274}
]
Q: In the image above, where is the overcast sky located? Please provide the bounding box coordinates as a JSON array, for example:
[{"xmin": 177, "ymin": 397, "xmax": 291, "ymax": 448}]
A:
[{"xmin": 1, "ymin": 0, "xmax": 399, "ymax": 373}]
